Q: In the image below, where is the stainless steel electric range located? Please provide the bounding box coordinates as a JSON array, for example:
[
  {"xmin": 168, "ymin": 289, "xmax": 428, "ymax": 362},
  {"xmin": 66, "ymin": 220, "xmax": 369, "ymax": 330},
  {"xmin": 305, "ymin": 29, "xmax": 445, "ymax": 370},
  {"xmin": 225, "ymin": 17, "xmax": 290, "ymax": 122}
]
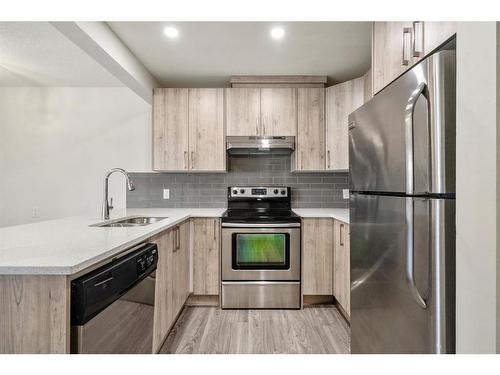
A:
[{"xmin": 221, "ymin": 186, "xmax": 301, "ymax": 309}]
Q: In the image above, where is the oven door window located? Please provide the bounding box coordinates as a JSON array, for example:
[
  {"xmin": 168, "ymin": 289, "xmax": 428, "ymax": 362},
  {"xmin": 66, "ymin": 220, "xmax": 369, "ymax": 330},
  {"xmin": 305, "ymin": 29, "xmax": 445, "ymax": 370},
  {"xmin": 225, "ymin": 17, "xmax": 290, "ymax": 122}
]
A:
[{"xmin": 232, "ymin": 233, "xmax": 290, "ymax": 270}]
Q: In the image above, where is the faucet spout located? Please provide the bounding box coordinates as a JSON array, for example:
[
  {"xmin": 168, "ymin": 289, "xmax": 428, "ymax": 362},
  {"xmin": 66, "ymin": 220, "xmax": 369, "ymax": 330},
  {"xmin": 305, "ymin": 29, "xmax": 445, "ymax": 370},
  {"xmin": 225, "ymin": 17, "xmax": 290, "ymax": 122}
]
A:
[{"xmin": 101, "ymin": 168, "xmax": 135, "ymax": 220}]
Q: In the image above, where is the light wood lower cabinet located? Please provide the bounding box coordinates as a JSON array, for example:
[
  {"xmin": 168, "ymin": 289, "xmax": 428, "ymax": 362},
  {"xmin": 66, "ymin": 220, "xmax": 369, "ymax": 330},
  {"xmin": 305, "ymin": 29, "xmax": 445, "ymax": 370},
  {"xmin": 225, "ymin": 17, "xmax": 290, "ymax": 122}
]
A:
[
  {"xmin": 152, "ymin": 220, "xmax": 190, "ymax": 353},
  {"xmin": 152, "ymin": 227, "xmax": 175, "ymax": 352},
  {"xmin": 333, "ymin": 220, "xmax": 350, "ymax": 316},
  {"xmin": 192, "ymin": 218, "xmax": 220, "ymax": 295},
  {"xmin": 0, "ymin": 275, "xmax": 70, "ymax": 353},
  {"xmin": 302, "ymin": 218, "xmax": 334, "ymax": 295}
]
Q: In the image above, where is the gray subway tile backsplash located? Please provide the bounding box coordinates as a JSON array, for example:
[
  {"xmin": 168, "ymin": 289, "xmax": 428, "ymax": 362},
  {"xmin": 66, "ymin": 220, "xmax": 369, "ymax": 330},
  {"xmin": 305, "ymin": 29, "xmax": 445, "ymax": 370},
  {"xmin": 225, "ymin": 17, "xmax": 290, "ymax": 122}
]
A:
[{"xmin": 127, "ymin": 154, "xmax": 349, "ymax": 209}]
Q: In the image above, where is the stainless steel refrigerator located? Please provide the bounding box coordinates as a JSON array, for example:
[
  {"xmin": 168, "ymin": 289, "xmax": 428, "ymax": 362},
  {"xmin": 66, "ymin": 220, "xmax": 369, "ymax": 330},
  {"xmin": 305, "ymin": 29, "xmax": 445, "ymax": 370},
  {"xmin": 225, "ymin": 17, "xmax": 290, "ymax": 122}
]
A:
[{"xmin": 349, "ymin": 40, "xmax": 456, "ymax": 354}]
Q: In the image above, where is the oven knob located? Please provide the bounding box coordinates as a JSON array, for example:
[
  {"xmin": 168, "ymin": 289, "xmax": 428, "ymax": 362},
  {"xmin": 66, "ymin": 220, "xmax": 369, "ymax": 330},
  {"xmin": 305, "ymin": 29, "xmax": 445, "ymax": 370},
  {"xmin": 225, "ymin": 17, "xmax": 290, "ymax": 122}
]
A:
[
  {"xmin": 240, "ymin": 189, "xmax": 245, "ymax": 194},
  {"xmin": 232, "ymin": 189, "xmax": 238, "ymax": 195},
  {"xmin": 281, "ymin": 190, "xmax": 286, "ymax": 195},
  {"xmin": 273, "ymin": 189, "xmax": 279, "ymax": 194}
]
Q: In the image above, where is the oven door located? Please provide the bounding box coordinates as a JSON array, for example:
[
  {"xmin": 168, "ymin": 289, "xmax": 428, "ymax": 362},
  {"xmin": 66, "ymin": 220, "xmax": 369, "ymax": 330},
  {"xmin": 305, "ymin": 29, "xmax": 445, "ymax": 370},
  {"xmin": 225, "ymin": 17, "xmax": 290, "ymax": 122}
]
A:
[{"xmin": 221, "ymin": 223, "xmax": 301, "ymax": 281}]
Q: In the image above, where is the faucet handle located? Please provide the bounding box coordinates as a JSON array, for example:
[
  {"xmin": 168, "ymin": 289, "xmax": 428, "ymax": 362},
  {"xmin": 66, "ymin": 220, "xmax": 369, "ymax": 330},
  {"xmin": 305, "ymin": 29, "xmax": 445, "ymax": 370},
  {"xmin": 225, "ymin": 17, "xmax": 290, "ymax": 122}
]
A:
[{"xmin": 109, "ymin": 197, "xmax": 114, "ymax": 210}]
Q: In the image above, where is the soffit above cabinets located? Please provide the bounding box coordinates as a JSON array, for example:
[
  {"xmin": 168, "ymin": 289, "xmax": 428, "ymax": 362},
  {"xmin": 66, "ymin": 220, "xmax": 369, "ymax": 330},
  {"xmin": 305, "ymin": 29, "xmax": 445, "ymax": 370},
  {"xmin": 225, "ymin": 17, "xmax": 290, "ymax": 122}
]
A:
[
  {"xmin": 107, "ymin": 22, "xmax": 372, "ymax": 87},
  {"xmin": 0, "ymin": 22, "xmax": 122, "ymax": 87}
]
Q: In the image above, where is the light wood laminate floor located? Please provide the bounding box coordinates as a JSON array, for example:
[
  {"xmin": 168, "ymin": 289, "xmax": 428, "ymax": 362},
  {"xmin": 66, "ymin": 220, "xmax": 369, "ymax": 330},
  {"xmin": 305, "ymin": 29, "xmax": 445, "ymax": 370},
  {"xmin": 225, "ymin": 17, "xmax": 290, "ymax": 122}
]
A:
[{"xmin": 160, "ymin": 305, "xmax": 350, "ymax": 354}]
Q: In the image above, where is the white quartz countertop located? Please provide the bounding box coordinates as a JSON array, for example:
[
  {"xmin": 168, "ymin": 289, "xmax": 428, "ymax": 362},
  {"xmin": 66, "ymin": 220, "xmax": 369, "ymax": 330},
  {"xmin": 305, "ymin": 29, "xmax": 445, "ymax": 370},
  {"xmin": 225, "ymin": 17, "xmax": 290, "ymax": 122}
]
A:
[
  {"xmin": 292, "ymin": 208, "xmax": 349, "ymax": 224},
  {"xmin": 0, "ymin": 208, "xmax": 224, "ymax": 276},
  {"xmin": 0, "ymin": 207, "xmax": 349, "ymax": 276}
]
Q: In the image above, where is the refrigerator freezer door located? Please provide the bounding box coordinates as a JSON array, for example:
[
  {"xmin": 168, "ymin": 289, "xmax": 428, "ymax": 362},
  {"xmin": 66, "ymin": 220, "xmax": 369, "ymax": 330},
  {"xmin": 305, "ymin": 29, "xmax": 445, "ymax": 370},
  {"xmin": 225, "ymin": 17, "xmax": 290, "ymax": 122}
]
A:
[
  {"xmin": 349, "ymin": 49, "xmax": 455, "ymax": 195},
  {"xmin": 350, "ymin": 193, "xmax": 455, "ymax": 353}
]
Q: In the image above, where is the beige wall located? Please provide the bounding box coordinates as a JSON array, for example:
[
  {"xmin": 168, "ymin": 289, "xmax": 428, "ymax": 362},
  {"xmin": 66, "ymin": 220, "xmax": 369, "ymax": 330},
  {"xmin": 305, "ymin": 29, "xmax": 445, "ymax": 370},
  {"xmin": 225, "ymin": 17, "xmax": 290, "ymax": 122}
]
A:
[
  {"xmin": 0, "ymin": 87, "xmax": 151, "ymax": 227},
  {"xmin": 456, "ymin": 22, "xmax": 498, "ymax": 353}
]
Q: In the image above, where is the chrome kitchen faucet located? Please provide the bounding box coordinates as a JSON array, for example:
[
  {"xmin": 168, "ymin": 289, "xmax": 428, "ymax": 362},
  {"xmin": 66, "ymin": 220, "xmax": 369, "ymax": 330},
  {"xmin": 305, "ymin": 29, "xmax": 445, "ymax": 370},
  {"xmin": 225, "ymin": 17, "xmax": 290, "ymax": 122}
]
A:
[{"xmin": 101, "ymin": 168, "xmax": 135, "ymax": 220}]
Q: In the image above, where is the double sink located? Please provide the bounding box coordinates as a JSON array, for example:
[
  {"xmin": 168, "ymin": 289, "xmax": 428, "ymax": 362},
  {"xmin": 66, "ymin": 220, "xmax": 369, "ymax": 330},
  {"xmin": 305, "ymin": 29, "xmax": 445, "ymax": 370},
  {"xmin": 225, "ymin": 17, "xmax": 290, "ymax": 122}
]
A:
[{"xmin": 91, "ymin": 216, "xmax": 168, "ymax": 228}]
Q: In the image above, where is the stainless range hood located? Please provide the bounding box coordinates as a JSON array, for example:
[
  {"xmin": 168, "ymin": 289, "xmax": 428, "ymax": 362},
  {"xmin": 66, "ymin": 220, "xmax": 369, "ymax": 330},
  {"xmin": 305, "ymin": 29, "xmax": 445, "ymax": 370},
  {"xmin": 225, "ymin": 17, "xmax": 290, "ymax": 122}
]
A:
[{"xmin": 226, "ymin": 136, "xmax": 295, "ymax": 155}]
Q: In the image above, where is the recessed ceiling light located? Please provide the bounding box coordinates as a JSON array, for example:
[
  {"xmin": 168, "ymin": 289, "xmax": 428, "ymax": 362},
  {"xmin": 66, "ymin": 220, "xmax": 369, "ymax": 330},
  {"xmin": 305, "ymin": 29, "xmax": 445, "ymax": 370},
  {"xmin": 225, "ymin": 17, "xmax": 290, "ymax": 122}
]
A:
[
  {"xmin": 270, "ymin": 27, "xmax": 285, "ymax": 40},
  {"xmin": 163, "ymin": 26, "xmax": 179, "ymax": 39}
]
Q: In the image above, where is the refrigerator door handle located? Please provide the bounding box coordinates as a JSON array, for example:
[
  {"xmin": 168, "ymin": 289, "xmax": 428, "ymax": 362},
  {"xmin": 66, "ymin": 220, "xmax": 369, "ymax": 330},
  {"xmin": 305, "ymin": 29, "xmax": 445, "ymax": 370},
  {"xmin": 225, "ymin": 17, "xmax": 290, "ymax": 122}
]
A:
[
  {"xmin": 405, "ymin": 197, "xmax": 428, "ymax": 309},
  {"xmin": 404, "ymin": 82, "xmax": 427, "ymax": 195}
]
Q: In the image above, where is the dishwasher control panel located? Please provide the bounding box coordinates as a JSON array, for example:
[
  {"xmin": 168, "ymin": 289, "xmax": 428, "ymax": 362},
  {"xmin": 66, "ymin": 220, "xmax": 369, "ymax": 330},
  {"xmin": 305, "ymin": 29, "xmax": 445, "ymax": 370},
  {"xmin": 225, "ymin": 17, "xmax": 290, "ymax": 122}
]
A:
[{"xmin": 137, "ymin": 247, "xmax": 157, "ymax": 275}]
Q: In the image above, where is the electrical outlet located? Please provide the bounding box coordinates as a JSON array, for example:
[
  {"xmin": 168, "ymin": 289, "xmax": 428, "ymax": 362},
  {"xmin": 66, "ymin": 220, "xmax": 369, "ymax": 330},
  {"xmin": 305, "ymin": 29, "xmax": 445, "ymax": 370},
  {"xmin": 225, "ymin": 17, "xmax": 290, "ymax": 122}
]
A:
[
  {"xmin": 342, "ymin": 189, "xmax": 350, "ymax": 200},
  {"xmin": 32, "ymin": 207, "xmax": 40, "ymax": 218},
  {"xmin": 163, "ymin": 189, "xmax": 170, "ymax": 200}
]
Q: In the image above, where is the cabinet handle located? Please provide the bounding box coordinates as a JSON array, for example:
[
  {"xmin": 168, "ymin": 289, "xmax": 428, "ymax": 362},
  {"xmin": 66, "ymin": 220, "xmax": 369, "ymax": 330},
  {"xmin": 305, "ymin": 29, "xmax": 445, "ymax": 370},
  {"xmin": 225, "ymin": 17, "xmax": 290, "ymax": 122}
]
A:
[
  {"xmin": 256, "ymin": 119, "xmax": 260, "ymax": 136},
  {"xmin": 340, "ymin": 223, "xmax": 345, "ymax": 247},
  {"xmin": 402, "ymin": 27, "xmax": 412, "ymax": 66},
  {"xmin": 327, "ymin": 150, "xmax": 331, "ymax": 169},
  {"xmin": 172, "ymin": 227, "xmax": 177, "ymax": 252},
  {"xmin": 213, "ymin": 219, "xmax": 217, "ymax": 241},
  {"xmin": 191, "ymin": 151, "xmax": 195, "ymax": 169},
  {"xmin": 412, "ymin": 21, "xmax": 424, "ymax": 58},
  {"xmin": 301, "ymin": 151, "xmax": 304, "ymax": 170},
  {"xmin": 184, "ymin": 151, "xmax": 188, "ymax": 169},
  {"xmin": 177, "ymin": 227, "xmax": 180, "ymax": 251}
]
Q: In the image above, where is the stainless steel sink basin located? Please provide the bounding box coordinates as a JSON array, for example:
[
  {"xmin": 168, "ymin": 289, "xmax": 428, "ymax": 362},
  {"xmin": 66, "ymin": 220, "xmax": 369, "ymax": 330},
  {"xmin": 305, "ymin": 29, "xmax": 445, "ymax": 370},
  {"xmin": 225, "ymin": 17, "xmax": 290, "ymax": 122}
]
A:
[{"xmin": 91, "ymin": 216, "xmax": 168, "ymax": 227}]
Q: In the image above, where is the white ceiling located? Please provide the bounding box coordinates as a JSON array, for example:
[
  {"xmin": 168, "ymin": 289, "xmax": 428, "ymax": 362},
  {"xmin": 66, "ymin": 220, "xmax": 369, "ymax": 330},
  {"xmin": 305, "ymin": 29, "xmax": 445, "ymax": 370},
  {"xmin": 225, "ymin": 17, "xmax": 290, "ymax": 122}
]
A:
[
  {"xmin": 0, "ymin": 22, "xmax": 122, "ymax": 87},
  {"xmin": 108, "ymin": 22, "xmax": 372, "ymax": 87}
]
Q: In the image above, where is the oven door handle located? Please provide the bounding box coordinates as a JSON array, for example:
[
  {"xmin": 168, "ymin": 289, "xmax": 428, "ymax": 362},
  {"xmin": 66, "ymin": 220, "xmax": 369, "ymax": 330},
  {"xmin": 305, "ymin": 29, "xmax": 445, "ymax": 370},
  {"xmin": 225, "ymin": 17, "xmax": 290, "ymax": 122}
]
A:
[{"xmin": 221, "ymin": 222, "xmax": 301, "ymax": 228}]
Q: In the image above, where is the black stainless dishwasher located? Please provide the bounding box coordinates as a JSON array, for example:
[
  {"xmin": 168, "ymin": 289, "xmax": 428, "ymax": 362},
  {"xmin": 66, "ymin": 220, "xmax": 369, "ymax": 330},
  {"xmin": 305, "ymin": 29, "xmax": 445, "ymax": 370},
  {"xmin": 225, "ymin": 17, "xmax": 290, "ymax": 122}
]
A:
[{"xmin": 71, "ymin": 243, "xmax": 158, "ymax": 354}]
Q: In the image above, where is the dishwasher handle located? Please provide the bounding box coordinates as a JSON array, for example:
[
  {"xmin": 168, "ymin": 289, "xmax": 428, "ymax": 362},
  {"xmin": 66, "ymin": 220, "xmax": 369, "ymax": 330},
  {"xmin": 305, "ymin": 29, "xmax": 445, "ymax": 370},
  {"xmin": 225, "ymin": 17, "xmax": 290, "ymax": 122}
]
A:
[{"xmin": 71, "ymin": 243, "xmax": 158, "ymax": 326}]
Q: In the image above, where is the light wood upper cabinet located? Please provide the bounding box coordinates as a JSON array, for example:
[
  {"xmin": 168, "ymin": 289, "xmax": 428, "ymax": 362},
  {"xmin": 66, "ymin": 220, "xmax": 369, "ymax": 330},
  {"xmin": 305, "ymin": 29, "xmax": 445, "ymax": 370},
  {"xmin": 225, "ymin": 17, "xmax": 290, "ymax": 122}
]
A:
[
  {"xmin": 260, "ymin": 88, "xmax": 297, "ymax": 136},
  {"xmin": 372, "ymin": 22, "xmax": 415, "ymax": 95},
  {"xmin": 152, "ymin": 88, "xmax": 225, "ymax": 172},
  {"xmin": 192, "ymin": 218, "xmax": 220, "ymax": 295},
  {"xmin": 423, "ymin": 22, "xmax": 456, "ymax": 54},
  {"xmin": 302, "ymin": 218, "xmax": 334, "ymax": 295},
  {"xmin": 294, "ymin": 88, "xmax": 325, "ymax": 171},
  {"xmin": 188, "ymin": 88, "xmax": 225, "ymax": 171},
  {"xmin": 372, "ymin": 22, "xmax": 457, "ymax": 95},
  {"xmin": 333, "ymin": 220, "xmax": 350, "ymax": 317},
  {"xmin": 226, "ymin": 88, "xmax": 261, "ymax": 136},
  {"xmin": 326, "ymin": 77, "xmax": 364, "ymax": 171},
  {"xmin": 153, "ymin": 88, "xmax": 189, "ymax": 171}
]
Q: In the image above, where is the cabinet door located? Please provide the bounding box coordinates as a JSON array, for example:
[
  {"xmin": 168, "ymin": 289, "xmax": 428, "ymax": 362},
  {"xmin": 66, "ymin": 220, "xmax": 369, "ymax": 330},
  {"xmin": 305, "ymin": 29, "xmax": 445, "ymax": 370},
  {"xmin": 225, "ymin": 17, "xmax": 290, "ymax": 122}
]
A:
[
  {"xmin": 372, "ymin": 22, "xmax": 414, "ymax": 95},
  {"xmin": 188, "ymin": 88, "xmax": 225, "ymax": 171},
  {"xmin": 326, "ymin": 77, "xmax": 364, "ymax": 171},
  {"xmin": 226, "ymin": 88, "xmax": 261, "ymax": 136},
  {"xmin": 260, "ymin": 88, "xmax": 297, "ymax": 136},
  {"xmin": 295, "ymin": 88, "xmax": 326, "ymax": 171},
  {"xmin": 334, "ymin": 220, "xmax": 350, "ymax": 316},
  {"xmin": 423, "ymin": 22, "xmax": 456, "ymax": 54},
  {"xmin": 192, "ymin": 218, "xmax": 220, "ymax": 295},
  {"xmin": 302, "ymin": 218, "xmax": 334, "ymax": 295},
  {"xmin": 152, "ymin": 228, "xmax": 175, "ymax": 353},
  {"xmin": 173, "ymin": 221, "xmax": 190, "ymax": 312},
  {"xmin": 153, "ymin": 88, "xmax": 189, "ymax": 171}
]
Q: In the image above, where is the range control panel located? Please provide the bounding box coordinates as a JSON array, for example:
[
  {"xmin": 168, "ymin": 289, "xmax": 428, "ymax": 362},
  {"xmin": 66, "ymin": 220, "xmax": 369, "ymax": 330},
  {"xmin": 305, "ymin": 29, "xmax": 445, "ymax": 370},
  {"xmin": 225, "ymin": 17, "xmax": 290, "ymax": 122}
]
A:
[{"xmin": 229, "ymin": 186, "xmax": 288, "ymax": 198}]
